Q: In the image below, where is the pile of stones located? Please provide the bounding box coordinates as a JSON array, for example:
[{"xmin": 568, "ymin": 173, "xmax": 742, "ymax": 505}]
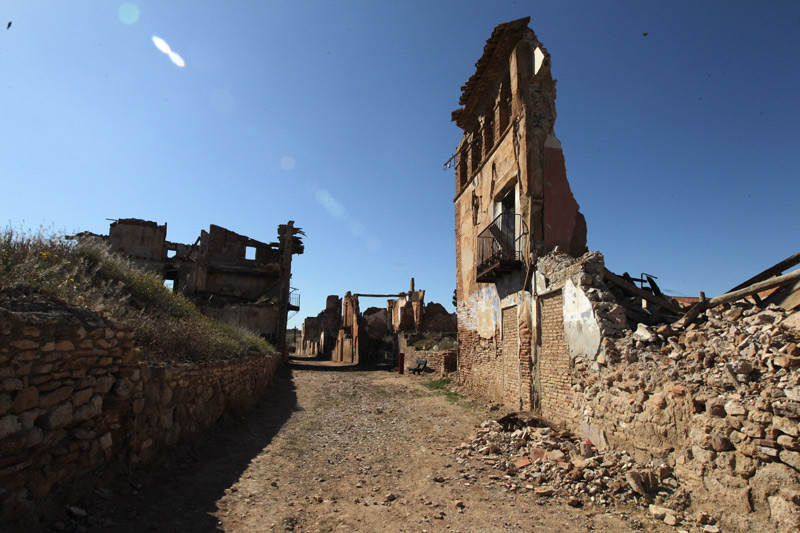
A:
[
  {"xmin": 453, "ymin": 415, "xmax": 697, "ymax": 524},
  {"xmin": 610, "ymin": 302, "xmax": 800, "ymax": 469}
]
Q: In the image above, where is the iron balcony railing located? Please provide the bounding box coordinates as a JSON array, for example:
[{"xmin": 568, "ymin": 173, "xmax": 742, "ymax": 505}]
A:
[
  {"xmin": 476, "ymin": 213, "xmax": 528, "ymax": 282},
  {"xmin": 289, "ymin": 288, "xmax": 300, "ymax": 309}
]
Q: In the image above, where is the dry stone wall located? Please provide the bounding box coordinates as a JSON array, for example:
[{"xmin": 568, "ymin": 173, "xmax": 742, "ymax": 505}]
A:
[{"xmin": 0, "ymin": 299, "xmax": 281, "ymax": 524}]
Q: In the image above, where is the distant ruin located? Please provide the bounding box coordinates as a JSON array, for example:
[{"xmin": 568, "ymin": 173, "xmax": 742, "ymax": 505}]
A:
[
  {"xmin": 74, "ymin": 219, "xmax": 303, "ymax": 356},
  {"xmin": 297, "ymin": 279, "xmax": 456, "ymax": 367}
]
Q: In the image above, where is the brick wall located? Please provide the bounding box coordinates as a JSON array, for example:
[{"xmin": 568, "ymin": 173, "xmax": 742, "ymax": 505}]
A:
[
  {"xmin": 0, "ymin": 301, "xmax": 281, "ymax": 524},
  {"xmin": 538, "ymin": 291, "xmax": 573, "ymax": 425},
  {"xmin": 501, "ymin": 306, "xmax": 520, "ymax": 407}
]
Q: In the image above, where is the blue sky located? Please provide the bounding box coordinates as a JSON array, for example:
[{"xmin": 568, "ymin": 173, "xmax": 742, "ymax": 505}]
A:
[{"xmin": 1, "ymin": 1, "xmax": 798, "ymax": 328}]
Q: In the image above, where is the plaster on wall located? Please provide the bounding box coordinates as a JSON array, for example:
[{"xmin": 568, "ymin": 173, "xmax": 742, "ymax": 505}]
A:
[{"xmin": 563, "ymin": 279, "xmax": 601, "ymax": 360}]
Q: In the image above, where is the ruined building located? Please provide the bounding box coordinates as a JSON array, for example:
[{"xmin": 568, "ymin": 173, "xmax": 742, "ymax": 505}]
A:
[
  {"xmin": 78, "ymin": 219, "xmax": 303, "ymax": 355},
  {"xmin": 452, "ymin": 17, "xmax": 586, "ymax": 410},
  {"xmin": 451, "ymin": 19, "xmax": 800, "ymax": 531},
  {"xmin": 298, "ymin": 279, "xmax": 456, "ymax": 366}
]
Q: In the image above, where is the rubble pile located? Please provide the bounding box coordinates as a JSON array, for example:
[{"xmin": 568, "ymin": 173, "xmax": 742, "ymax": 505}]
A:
[
  {"xmin": 453, "ymin": 415, "xmax": 695, "ymax": 524},
  {"xmin": 572, "ymin": 300, "xmax": 800, "ymax": 530}
]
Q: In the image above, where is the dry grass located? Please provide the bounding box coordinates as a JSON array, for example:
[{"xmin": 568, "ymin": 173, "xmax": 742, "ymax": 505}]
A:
[{"xmin": 0, "ymin": 226, "xmax": 273, "ymax": 362}]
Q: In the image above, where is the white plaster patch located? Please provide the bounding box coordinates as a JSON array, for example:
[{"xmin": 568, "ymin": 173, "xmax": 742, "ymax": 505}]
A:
[
  {"xmin": 534, "ymin": 47, "xmax": 545, "ymax": 75},
  {"xmin": 544, "ymin": 133, "xmax": 562, "ymax": 150},
  {"xmin": 563, "ymin": 279, "xmax": 601, "ymax": 360},
  {"xmin": 475, "ymin": 286, "xmax": 500, "ymax": 339}
]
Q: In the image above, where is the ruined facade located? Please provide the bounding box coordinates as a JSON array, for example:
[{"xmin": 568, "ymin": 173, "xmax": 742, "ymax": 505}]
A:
[
  {"xmin": 452, "ymin": 17, "xmax": 586, "ymax": 410},
  {"xmin": 79, "ymin": 219, "xmax": 303, "ymax": 353},
  {"xmin": 298, "ymin": 295, "xmax": 342, "ymax": 359},
  {"xmin": 298, "ymin": 280, "xmax": 456, "ymax": 366},
  {"xmin": 451, "ymin": 19, "xmax": 800, "ymax": 530}
]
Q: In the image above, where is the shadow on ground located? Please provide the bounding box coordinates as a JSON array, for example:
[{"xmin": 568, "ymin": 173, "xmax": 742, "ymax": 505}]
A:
[
  {"xmin": 41, "ymin": 364, "xmax": 302, "ymax": 533},
  {"xmin": 288, "ymin": 355, "xmax": 397, "ymax": 373}
]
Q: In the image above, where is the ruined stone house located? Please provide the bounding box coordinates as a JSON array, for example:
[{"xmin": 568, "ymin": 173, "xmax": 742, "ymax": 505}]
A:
[
  {"xmin": 77, "ymin": 218, "xmax": 303, "ymax": 355},
  {"xmin": 298, "ymin": 279, "xmax": 456, "ymax": 366},
  {"xmin": 451, "ymin": 19, "xmax": 800, "ymax": 530},
  {"xmin": 452, "ymin": 17, "xmax": 586, "ymax": 411}
]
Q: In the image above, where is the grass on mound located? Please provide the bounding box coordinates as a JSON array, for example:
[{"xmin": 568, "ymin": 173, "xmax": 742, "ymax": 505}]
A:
[{"xmin": 0, "ymin": 226, "xmax": 274, "ymax": 362}]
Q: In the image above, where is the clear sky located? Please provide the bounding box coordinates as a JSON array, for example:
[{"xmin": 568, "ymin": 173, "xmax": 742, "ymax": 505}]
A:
[{"xmin": 1, "ymin": 1, "xmax": 798, "ymax": 328}]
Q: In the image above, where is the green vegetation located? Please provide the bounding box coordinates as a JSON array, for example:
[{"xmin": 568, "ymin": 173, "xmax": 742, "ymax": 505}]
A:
[
  {"xmin": 0, "ymin": 226, "xmax": 273, "ymax": 362},
  {"xmin": 423, "ymin": 377, "xmax": 462, "ymax": 403}
]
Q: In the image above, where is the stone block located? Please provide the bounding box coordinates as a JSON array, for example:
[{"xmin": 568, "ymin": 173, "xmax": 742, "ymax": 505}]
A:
[
  {"xmin": 69, "ymin": 387, "xmax": 92, "ymax": 407},
  {"xmin": 724, "ymin": 400, "xmax": 747, "ymax": 417},
  {"xmin": 114, "ymin": 378, "xmax": 133, "ymax": 398},
  {"xmin": 779, "ymin": 450, "xmax": 800, "ymax": 473},
  {"xmin": 772, "ymin": 415, "xmax": 799, "ymax": 437},
  {"xmin": 54, "ymin": 341, "xmax": 75, "ymax": 351},
  {"xmin": 0, "ymin": 414, "xmax": 22, "ymax": 438},
  {"xmin": 0, "ymin": 378, "xmax": 24, "ymax": 392},
  {"xmin": 94, "ymin": 375, "xmax": 115, "ymax": 394},
  {"xmin": 777, "ymin": 435, "xmax": 800, "ymax": 451},
  {"xmin": 10, "ymin": 340, "xmax": 38, "ymax": 350},
  {"xmin": 132, "ymin": 398, "xmax": 145, "ymax": 414},
  {"xmin": 40, "ymin": 387, "xmax": 74, "ymax": 408},
  {"xmin": 73, "ymin": 395, "xmax": 102, "ymax": 422},
  {"xmin": 18, "ymin": 408, "xmax": 41, "ymax": 429},
  {"xmin": 24, "ymin": 427, "xmax": 43, "ymax": 448},
  {"xmin": 45, "ymin": 404, "xmax": 73, "ymax": 429},
  {"xmin": 11, "ymin": 387, "xmax": 39, "ymax": 413}
]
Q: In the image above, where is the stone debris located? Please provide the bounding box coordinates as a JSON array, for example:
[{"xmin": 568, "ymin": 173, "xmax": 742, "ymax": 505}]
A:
[
  {"xmin": 453, "ymin": 415, "xmax": 694, "ymax": 524},
  {"xmin": 572, "ymin": 299, "xmax": 800, "ymax": 530}
]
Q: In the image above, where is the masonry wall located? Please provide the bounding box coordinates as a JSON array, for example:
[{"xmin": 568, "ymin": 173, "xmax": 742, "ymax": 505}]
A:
[
  {"xmin": 397, "ymin": 334, "xmax": 456, "ymax": 375},
  {"xmin": 527, "ymin": 251, "xmax": 800, "ymax": 531},
  {"xmin": 0, "ymin": 303, "xmax": 281, "ymax": 524},
  {"xmin": 538, "ymin": 291, "xmax": 573, "ymax": 424}
]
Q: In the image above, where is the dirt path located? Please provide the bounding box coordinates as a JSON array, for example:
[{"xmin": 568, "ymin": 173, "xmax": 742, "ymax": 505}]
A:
[{"xmin": 55, "ymin": 358, "xmax": 671, "ymax": 532}]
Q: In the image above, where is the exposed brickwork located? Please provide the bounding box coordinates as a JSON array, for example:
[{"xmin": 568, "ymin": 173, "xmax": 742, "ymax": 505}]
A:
[
  {"xmin": 538, "ymin": 292, "xmax": 573, "ymax": 425},
  {"xmin": 501, "ymin": 306, "xmax": 520, "ymax": 407},
  {"xmin": 518, "ymin": 310, "xmax": 533, "ymax": 410}
]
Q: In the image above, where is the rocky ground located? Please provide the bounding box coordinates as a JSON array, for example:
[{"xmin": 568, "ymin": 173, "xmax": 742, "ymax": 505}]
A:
[{"xmin": 23, "ymin": 357, "xmax": 679, "ymax": 532}]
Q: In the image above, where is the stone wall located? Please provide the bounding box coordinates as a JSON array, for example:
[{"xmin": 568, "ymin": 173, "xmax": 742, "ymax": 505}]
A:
[
  {"xmin": 397, "ymin": 334, "xmax": 456, "ymax": 375},
  {"xmin": 528, "ymin": 252, "xmax": 800, "ymax": 531},
  {"xmin": 568, "ymin": 302, "xmax": 800, "ymax": 532},
  {"xmin": 0, "ymin": 300, "xmax": 281, "ymax": 524}
]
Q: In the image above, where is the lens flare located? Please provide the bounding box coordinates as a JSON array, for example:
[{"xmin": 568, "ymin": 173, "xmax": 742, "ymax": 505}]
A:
[
  {"xmin": 314, "ymin": 189, "xmax": 347, "ymax": 221},
  {"xmin": 152, "ymin": 36, "xmax": 171, "ymax": 54},
  {"xmin": 151, "ymin": 36, "xmax": 186, "ymax": 67},
  {"xmin": 118, "ymin": 3, "xmax": 140, "ymax": 25},
  {"xmin": 280, "ymin": 156, "xmax": 296, "ymax": 171},
  {"xmin": 168, "ymin": 51, "xmax": 186, "ymax": 68}
]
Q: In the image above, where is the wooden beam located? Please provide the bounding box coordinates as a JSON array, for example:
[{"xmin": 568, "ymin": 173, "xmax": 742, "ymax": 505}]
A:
[
  {"xmin": 352, "ymin": 293, "xmax": 403, "ymax": 298},
  {"xmin": 604, "ymin": 269, "xmax": 682, "ymax": 315},
  {"xmin": 728, "ymin": 252, "xmax": 800, "ymax": 292},
  {"xmin": 708, "ymin": 267, "xmax": 800, "ymax": 308},
  {"xmin": 674, "ymin": 267, "xmax": 800, "ymax": 329}
]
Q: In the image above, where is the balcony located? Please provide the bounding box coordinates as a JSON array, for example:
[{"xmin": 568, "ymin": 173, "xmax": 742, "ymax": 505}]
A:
[
  {"xmin": 289, "ymin": 288, "xmax": 300, "ymax": 310},
  {"xmin": 476, "ymin": 213, "xmax": 528, "ymax": 283}
]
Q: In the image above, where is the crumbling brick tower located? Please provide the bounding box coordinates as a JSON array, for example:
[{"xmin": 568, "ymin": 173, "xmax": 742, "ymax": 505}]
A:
[{"xmin": 452, "ymin": 17, "xmax": 586, "ymax": 410}]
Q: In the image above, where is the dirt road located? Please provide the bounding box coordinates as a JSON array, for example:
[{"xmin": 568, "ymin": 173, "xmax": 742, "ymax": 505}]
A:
[{"xmin": 61, "ymin": 358, "xmax": 669, "ymax": 532}]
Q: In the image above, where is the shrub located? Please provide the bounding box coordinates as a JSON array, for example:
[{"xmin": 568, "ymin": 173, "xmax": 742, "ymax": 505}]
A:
[{"xmin": 0, "ymin": 225, "xmax": 273, "ymax": 362}]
